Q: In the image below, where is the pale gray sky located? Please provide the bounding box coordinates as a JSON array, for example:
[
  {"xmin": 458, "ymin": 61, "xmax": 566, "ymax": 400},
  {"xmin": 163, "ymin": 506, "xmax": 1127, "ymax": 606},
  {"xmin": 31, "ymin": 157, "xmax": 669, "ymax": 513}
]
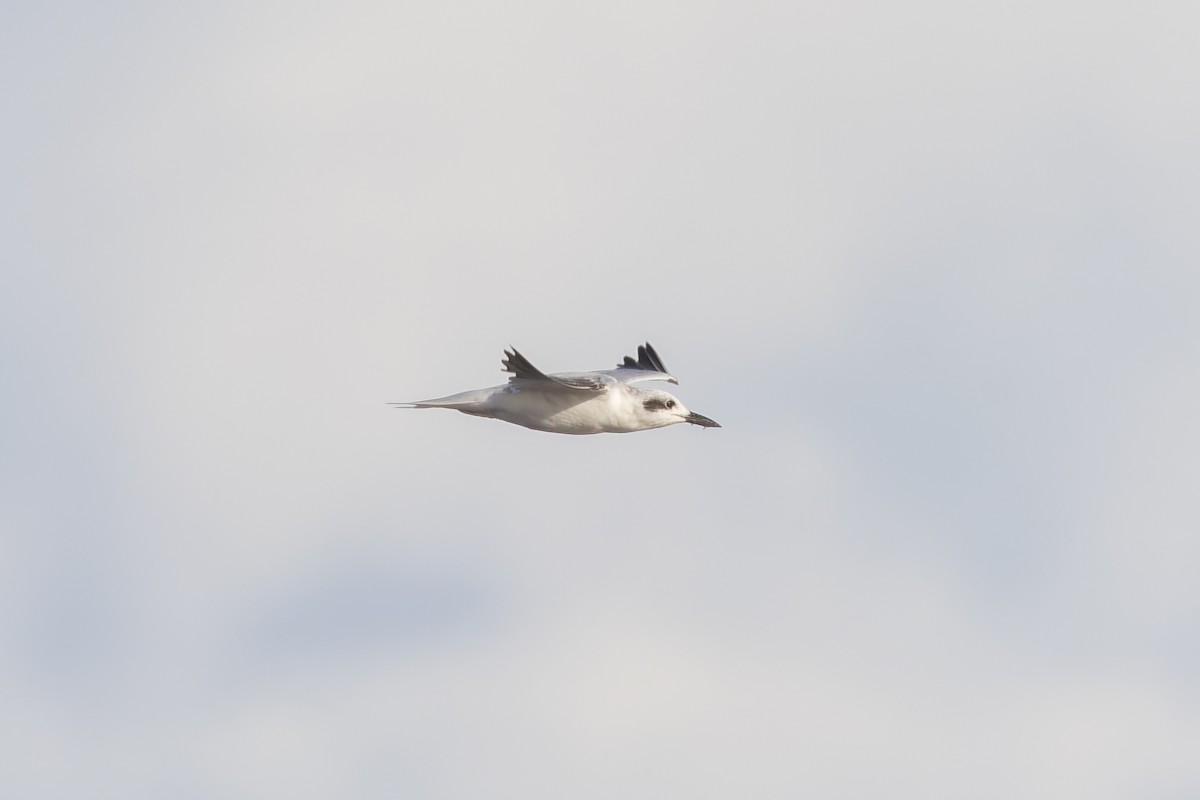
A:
[{"xmin": 3, "ymin": 1, "xmax": 1199, "ymax": 797}]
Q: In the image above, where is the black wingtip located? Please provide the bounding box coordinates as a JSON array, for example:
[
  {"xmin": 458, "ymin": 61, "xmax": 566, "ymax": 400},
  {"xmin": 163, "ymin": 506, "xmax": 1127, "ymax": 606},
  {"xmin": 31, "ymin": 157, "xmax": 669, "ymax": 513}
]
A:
[
  {"xmin": 640, "ymin": 342, "xmax": 669, "ymax": 374},
  {"xmin": 501, "ymin": 346, "xmax": 548, "ymax": 381},
  {"xmin": 617, "ymin": 341, "xmax": 671, "ymax": 375}
]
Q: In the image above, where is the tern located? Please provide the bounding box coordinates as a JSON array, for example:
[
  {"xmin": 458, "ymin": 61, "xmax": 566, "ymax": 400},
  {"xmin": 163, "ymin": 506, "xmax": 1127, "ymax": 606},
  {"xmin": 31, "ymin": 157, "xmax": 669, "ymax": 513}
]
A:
[{"xmin": 392, "ymin": 343, "xmax": 721, "ymax": 435}]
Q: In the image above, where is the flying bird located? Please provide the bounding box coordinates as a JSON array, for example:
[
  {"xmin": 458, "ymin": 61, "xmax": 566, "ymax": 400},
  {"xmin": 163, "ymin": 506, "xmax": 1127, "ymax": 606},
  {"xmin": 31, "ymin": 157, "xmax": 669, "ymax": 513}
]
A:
[{"xmin": 392, "ymin": 342, "xmax": 721, "ymax": 435}]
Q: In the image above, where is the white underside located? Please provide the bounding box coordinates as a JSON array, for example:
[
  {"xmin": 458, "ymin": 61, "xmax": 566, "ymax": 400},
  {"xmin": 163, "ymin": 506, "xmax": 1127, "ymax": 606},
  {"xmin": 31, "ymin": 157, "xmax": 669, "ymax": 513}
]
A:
[{"xmin": 405, "ymin": 383, "xmax": 674, "ymax": 434}]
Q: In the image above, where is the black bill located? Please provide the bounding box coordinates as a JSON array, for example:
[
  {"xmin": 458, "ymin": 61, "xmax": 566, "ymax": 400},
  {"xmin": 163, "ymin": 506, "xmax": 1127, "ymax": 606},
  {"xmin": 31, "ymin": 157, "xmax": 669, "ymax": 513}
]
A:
[{"xmin": 684, "ymin": 411, "xmax": 721, "ymax": 428}]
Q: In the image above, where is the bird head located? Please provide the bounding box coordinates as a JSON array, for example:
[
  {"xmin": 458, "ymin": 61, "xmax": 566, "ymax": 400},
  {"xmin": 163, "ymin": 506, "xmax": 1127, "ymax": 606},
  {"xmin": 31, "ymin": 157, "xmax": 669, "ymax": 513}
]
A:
[{"xmin": 633, "ymin": 389, "xmax": 721, "ymax": 430}]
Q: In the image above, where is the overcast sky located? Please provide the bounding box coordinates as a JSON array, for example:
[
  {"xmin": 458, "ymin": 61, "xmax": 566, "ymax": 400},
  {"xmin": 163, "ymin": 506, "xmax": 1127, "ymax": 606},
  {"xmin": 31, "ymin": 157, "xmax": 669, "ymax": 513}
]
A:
[{"xmin": 3, "ymin": 1, "xmax": 1199, "ymax": 797}]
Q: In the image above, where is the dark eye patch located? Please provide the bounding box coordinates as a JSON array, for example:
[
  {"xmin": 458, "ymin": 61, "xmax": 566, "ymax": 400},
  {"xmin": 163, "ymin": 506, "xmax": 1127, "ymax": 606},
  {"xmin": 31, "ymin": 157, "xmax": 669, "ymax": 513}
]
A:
[{"xmin": 643, "ymin": 398, "xmax": 671, "ymax": 411}]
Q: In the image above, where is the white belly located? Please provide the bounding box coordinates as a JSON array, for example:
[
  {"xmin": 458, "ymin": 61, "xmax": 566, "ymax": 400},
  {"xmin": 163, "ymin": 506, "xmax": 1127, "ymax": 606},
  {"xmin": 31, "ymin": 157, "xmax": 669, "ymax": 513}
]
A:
[{"xmin": 489, "ymin": 388, "xmax": 628, "ymax": 434}]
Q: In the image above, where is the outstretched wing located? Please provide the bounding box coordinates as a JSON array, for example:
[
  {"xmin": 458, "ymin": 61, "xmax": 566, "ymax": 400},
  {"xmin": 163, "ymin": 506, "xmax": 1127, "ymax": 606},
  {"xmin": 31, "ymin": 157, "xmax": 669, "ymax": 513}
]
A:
[
  {"xmin": 502, "ymin": 348, "xmax": 609, "ymax": 391},
  {"xmin": 601, "ymin": 342, "xmax": 678, "ymax": 385}
]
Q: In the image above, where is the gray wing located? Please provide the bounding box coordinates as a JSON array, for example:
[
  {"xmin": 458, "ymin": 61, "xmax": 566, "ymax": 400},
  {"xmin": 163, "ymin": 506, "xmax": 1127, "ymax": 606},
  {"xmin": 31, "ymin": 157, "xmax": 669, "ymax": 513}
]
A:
[{"xmin": 502, "ymin": 348, "xmax": 609, "ymax": 392}]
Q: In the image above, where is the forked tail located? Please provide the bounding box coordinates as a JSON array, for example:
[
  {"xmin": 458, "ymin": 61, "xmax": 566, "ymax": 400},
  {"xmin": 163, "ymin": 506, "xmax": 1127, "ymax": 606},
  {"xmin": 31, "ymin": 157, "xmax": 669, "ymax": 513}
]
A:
[{"xmin": 388, "ymin": 387, "xmax": 495, "ymax": 411}]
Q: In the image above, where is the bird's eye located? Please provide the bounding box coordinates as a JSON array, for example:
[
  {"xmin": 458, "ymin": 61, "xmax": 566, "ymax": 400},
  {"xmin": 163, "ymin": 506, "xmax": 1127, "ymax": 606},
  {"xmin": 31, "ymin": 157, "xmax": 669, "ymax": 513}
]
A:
[{"xmin": 666, "ymin": 400, "xmax": 675, "ymax": 409}]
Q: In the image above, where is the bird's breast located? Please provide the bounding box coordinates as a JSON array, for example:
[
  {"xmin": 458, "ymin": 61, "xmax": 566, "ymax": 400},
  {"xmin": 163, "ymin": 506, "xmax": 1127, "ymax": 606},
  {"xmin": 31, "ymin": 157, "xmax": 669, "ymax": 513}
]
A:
[{"xmin": 491, "ymin": 389, "xmax": 625, "ymax": 434}]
